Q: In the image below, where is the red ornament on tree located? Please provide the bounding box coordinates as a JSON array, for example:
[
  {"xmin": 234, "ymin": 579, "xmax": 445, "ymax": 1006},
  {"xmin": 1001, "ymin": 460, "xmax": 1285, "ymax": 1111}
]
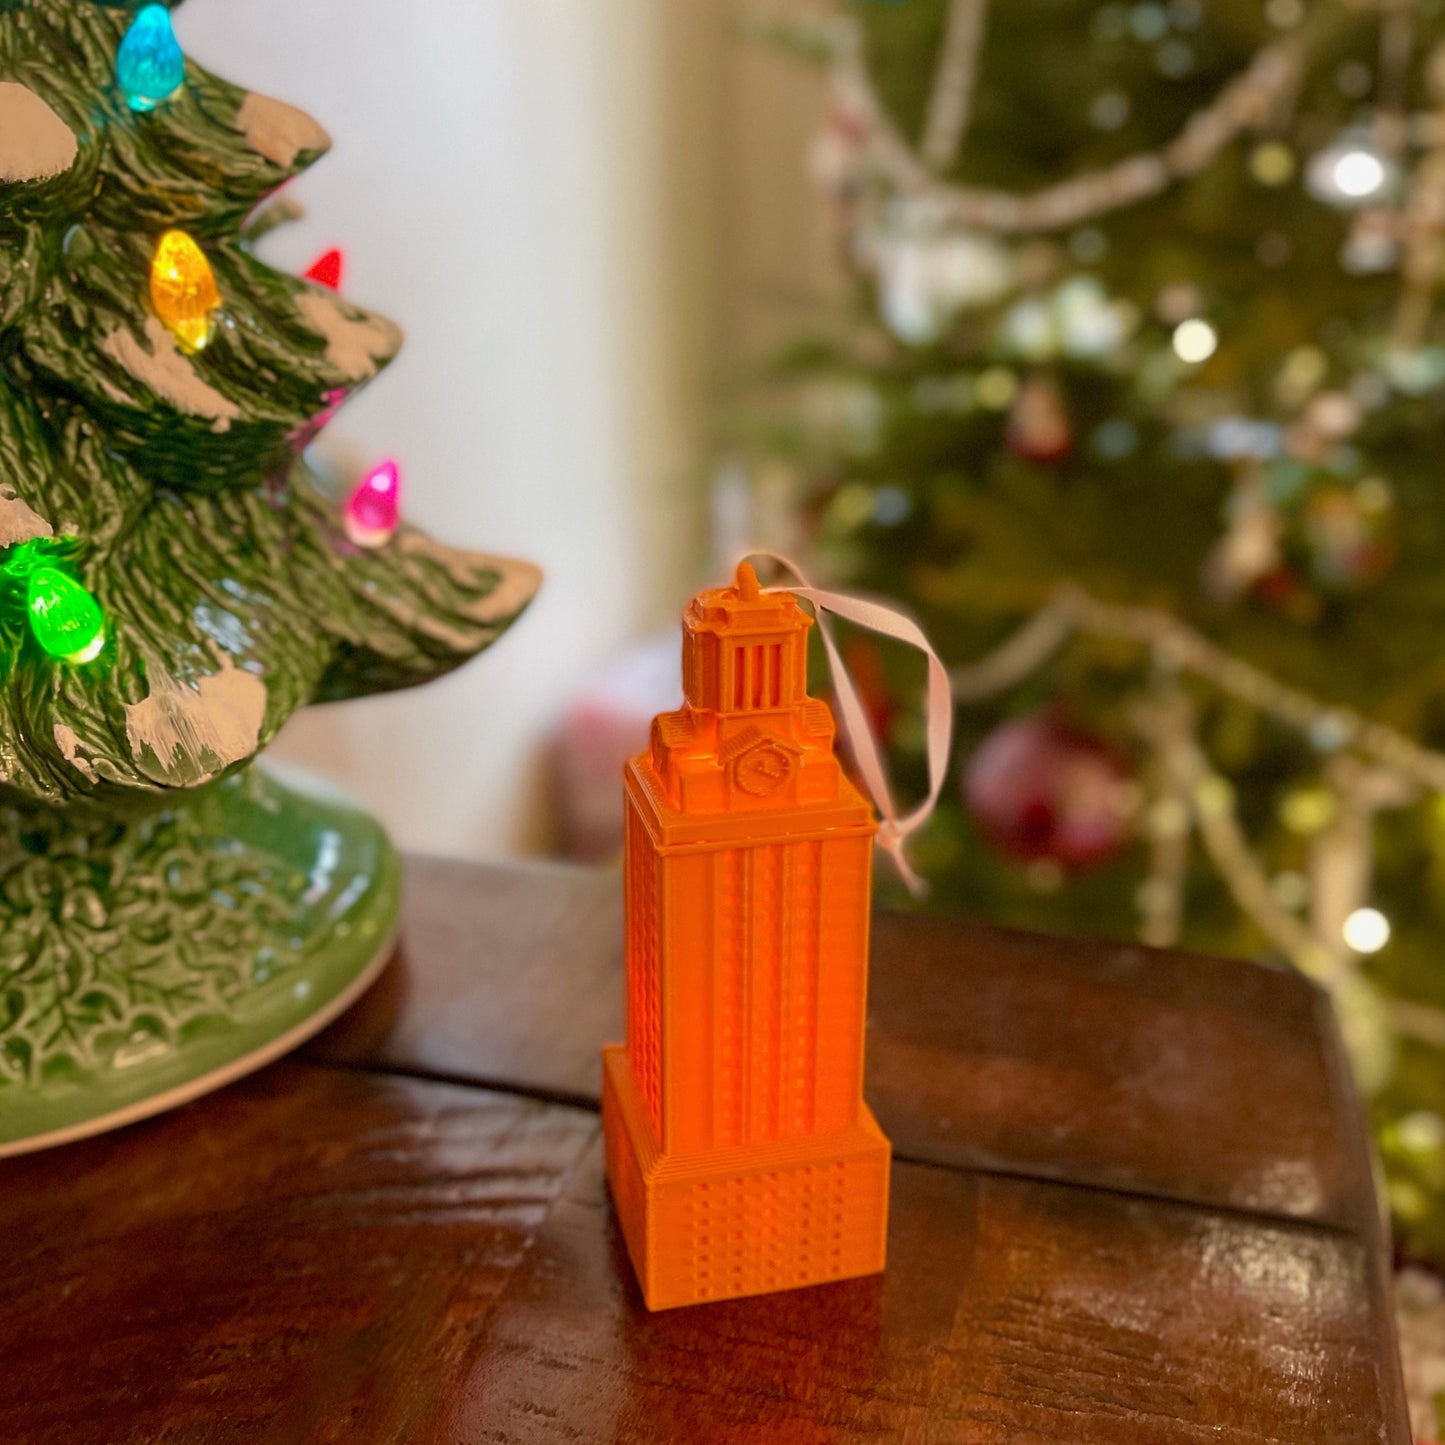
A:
[
  {"xmin": 304, "ymin": 248, "xmax": 345, "ymax": 291},
  {"xmin": 1006, "ymin": 375, "xmax": 1074, "ymax": 464},
  {"xmin": 963, "ymin": 709, "xmax": 1132, "ymax": 871}
]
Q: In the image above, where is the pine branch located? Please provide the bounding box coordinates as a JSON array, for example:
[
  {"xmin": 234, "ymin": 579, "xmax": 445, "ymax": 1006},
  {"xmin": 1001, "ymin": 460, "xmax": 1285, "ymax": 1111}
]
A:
[{"xmin": 952, "ymin": 583, "xmax": 1445, "ymax": 794}]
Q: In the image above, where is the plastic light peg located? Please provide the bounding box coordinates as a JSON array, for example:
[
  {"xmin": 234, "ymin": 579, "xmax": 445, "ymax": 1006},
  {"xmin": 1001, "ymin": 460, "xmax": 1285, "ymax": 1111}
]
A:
[
  {"xmin": 304, "ymin": 249, "xmax": 345, "ymax": 291},
  {"xmin": 149, "ymin": 230, "xmax": 220, "ymax": 352},
  {"xmin": 344, "ymin": 460, "xmax": 401, "ymax": 547},
  {"xmin": 117, "ymin": 4, "xmax": 185, "ymax": 113},
  {"xmin": 602, "ymin": 562, "xmax": 891, "ymax": 1311},
  {"xmin": 28, "ymin": 567, "xmax": 104, "ymax": 664}
]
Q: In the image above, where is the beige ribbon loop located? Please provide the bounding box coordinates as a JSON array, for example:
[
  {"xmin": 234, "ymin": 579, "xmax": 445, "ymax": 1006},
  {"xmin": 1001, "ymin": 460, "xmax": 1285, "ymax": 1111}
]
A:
[{"xmin": 744, "ymin": 551, "xmax": 953, "ymax": 897}]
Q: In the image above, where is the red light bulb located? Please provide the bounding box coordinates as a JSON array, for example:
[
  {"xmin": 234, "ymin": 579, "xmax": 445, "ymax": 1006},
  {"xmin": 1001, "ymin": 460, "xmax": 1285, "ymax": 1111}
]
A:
[
  {"xmin": 304, "ymin": 248, "xmax": 344, "ymax": 290},
  {"xmin": 344, "ymin": 460, "xmax": 400, "ymax": 548}
]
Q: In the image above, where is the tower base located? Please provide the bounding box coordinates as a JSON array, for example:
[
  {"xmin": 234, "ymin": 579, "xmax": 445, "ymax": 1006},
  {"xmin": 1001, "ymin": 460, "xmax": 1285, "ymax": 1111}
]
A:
[{"xmin": 602, "ymin": 1046, "xmax": 890, "ymax": 1311}]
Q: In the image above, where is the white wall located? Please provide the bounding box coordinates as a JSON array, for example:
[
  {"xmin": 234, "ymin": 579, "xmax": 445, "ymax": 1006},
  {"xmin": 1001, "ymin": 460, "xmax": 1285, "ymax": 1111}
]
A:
[{"xmin": 177, "ymin": 0, "xmax": 718, "ymax": 858}]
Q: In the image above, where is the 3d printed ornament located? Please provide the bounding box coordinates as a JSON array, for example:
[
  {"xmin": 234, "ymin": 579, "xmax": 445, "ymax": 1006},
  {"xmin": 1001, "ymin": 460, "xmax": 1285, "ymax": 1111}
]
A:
[
  {"xmin": 603, "ymin": 562, "xmax": 891, "ymax": 1310},
  {"xmin": 344, "ymin": 459, "xmax": 401, "ymax": 547},
  {"xmin": 149, "ymin": 229, "xmax": 220, "ymax": 351},
  {"xmin": 117, "ymin": 3, "xmax": 185, "ymax": 112}
]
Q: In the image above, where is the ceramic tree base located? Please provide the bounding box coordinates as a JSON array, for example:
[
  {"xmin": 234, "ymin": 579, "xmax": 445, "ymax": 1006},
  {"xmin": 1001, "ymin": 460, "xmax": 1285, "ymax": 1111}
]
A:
[{"xmin": 0, "ymin": 763, "xmax": 399, "ymax": 1157}]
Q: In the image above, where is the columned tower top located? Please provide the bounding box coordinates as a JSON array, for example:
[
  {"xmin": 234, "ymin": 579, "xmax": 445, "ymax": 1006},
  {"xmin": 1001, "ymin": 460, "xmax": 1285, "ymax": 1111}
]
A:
[
  {"xmin": 641, "ymin": 563, "xmax": 866, "ymax": 825},
  {"xmin": 681, "ymin": 562, "xmax": 812, "ymax": 720}
]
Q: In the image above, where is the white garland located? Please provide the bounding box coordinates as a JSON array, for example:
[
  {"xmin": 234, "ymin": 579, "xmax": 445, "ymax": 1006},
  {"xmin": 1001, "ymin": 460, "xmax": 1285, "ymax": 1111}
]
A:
[
  {"xmin": 919, "ymin": 0, "xmax": 990, "ymax": 174},
  {"xmin": 824, "ymin": 17, "xmax": 1309, "ymax": 235}
]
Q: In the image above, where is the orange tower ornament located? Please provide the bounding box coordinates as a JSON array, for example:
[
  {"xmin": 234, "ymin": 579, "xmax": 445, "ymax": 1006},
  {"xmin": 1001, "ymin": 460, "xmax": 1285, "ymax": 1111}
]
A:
[{"xmin": 602, "ymin": 562, "xmax": 891, "ymax": 1311}]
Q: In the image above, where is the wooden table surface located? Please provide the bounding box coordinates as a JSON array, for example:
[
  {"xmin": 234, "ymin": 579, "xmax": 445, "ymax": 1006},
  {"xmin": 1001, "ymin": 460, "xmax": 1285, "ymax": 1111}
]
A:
[{"xmin": 0, "ymin": 855, "xmax": 1410, "ymax": 1444}]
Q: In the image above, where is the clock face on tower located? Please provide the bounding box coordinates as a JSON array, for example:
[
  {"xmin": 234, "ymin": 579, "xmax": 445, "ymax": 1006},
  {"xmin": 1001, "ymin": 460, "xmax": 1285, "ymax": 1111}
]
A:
[{"xmin": 732, "ymin": 739, "xmax": 796, "ymax": 797}]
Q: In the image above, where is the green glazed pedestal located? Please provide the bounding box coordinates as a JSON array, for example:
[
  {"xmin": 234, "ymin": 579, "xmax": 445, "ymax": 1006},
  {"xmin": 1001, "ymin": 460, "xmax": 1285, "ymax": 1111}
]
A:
[{"xmin": 0, "ymin": 763, "xmax": 400, "ymax": 1156}]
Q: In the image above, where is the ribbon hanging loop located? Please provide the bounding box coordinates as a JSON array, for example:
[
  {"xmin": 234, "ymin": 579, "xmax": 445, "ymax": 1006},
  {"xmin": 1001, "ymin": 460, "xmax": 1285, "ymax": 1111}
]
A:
[{"xmin": 743, "ymin": 550, "xmax": 954, "ymax": 897}]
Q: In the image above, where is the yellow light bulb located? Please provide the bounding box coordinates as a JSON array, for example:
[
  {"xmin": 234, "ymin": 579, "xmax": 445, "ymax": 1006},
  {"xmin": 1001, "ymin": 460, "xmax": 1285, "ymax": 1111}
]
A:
[{"xmin": 149, "ymin": 230, "xmax": 220, "ymax": 351}]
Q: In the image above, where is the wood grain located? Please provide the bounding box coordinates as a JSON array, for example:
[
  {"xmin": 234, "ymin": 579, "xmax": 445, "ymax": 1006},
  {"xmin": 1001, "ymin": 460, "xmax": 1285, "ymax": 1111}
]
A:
[
  {"xmin": 1, "ymin": 1078, "xmax": 1399, "ymax": 1445},
  {"xmin": 454, "ymin": 1141, "xmax": 1398, "ymax": 1445},
  {"xmin": 313, "ymin": 857, "xmax": 1370, "ymax": 1226},
  {"xmin": 0, "ymin": 1063, "xmax": 595, "ymax": 1445},
  {"xmin": 866, "ymin": 912, "xmax": 1360, "ymax": 1229},
  {"xmin": 311, "ymin": 855, "xmax": 623, "ymax": 1104},
  {"xmin": 1, "ymin": 857, "xmax": 1410, "ymax": 1442}
]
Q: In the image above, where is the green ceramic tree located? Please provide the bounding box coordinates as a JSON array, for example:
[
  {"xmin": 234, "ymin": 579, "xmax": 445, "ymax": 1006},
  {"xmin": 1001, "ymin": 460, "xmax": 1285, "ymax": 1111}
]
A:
[{"xmin": 0, "ymin": 0, "xmax": 539, "ymax": 1147}]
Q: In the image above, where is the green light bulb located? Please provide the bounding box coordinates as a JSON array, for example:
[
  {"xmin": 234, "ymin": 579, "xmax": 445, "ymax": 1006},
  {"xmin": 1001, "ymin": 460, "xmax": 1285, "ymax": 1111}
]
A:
[{"xmin": 28, "ymin": 566, "xmax": 105, "ymax": 664}]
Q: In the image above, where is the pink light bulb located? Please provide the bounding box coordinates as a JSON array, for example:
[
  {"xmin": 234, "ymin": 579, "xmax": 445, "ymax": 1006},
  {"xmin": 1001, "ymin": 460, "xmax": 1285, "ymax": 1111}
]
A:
[{"xmin": 344, "ymin": 459, "xmax": 401, "ymax": 548}]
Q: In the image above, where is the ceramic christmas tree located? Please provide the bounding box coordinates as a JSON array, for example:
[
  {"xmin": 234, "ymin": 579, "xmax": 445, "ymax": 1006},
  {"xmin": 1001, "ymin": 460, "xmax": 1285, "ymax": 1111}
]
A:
[{"xmin": 0, "ymin": 0, "xmax": 539, "ymax": 1152}]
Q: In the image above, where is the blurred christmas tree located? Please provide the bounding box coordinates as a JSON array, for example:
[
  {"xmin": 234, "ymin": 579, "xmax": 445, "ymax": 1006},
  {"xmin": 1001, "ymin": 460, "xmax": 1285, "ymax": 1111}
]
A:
[{"xmin": 744, "ymin": 0, "xmax": 1445, "ymax": 1260}]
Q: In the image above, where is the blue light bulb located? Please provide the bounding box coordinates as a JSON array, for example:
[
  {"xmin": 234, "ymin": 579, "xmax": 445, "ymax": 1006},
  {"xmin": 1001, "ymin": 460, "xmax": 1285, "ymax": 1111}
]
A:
[{"xmin": 117, "ymin": 5, "xmax": 185, "ymax": 113}]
